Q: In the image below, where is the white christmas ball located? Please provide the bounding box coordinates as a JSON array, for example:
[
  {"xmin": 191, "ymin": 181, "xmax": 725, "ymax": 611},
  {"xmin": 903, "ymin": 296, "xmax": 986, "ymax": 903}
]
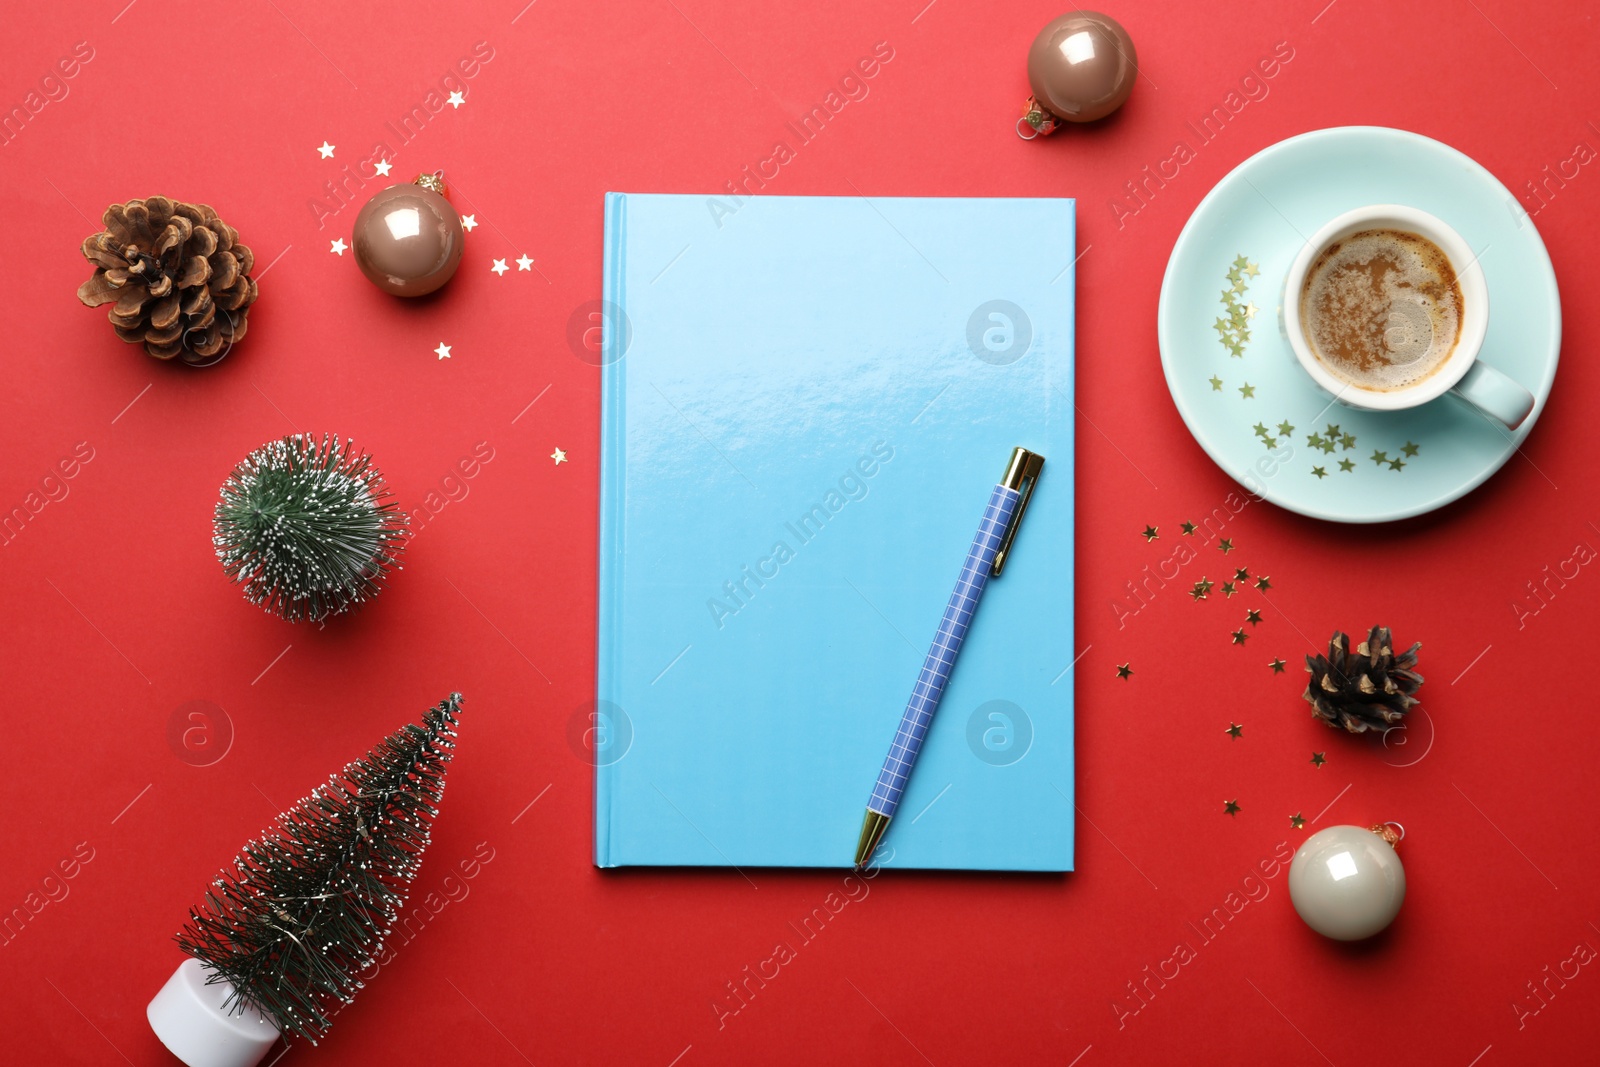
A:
[{"xmin": 1288, "ymin": 824, "xmax": 1405, "ymax": 940}]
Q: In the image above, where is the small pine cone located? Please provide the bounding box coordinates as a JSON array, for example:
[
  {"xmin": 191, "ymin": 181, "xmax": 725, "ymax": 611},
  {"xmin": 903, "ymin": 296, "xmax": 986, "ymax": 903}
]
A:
[
  {"xmin": 1304, "ymin": 626, "xmax": 1424, "ymax": 733},
  {"xmin": 76, "ymin": 197, "xmax": 258, "ymax": 365}
]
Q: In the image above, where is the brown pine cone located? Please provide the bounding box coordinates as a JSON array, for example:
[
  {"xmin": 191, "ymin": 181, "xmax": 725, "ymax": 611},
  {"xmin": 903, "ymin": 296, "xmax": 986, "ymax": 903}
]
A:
[
  {"xmin": 1304, "ymin": 625, "xmax": 1423, "ymax": 733},
  {"xmin": 77, "ymin": 197, "xmax": 258, "ymax": 365}
]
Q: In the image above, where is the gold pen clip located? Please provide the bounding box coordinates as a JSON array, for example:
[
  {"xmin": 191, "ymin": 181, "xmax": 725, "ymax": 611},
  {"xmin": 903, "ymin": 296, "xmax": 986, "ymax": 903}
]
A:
[{"xmin": 992, "ymin": 447, "xmax": 1044, "ymax": 577}]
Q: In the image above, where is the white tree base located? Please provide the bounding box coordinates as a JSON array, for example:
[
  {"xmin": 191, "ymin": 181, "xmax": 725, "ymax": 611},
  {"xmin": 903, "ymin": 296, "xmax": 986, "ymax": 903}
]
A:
[{"xmin": 148, "ymin": 958, "xmax": 282, "ymax": 1067}]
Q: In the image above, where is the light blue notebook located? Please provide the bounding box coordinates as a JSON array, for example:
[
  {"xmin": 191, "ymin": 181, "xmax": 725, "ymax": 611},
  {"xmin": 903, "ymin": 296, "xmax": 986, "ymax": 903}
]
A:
[{"xmin": 597, "ymin": 193, "xmax": 1075, "ymax": 871}]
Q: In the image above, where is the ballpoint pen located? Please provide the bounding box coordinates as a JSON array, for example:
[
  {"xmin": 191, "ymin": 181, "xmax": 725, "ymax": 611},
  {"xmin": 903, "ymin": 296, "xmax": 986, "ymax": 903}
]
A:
[{"xmin": 854, "ymin": 446, "xmax": 1044, "ymax": 868}]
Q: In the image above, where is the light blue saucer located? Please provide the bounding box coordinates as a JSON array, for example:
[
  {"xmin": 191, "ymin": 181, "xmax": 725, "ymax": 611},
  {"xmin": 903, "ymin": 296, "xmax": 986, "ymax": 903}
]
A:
[{"xmin": 1157, "ymin": 126, "xmax": 1561, "ymax": 523}]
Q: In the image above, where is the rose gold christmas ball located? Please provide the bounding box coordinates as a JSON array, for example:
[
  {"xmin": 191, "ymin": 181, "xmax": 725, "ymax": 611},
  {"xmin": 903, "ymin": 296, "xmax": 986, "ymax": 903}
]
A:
[
  {"xmin": 1027, "ymin": 11, "xmax": 1138, "ymax": 124},
  {"xmin": 352, "ymin": 182, "xmax": 464, "ymax": 297}
]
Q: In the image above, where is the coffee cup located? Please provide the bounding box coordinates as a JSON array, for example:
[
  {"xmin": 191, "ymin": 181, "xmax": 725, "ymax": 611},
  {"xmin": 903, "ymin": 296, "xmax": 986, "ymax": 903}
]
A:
[{"xmin": 1282, "ymin": 204, "xmax": 1534, "ymax": 429}]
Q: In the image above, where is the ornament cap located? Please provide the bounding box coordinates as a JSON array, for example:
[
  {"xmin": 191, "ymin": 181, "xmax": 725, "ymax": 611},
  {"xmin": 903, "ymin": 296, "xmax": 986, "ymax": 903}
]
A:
[
  {"xmin": 148, "ymin": 958, "xmax": 282, "ymax": 1067},
  {"xmin": 413, "ymin": 171, "xmax": 447, "ymax": 196},
  {"xmin": 1017, "ymin": 96, "xmax": 1057, "ymax": 140},
  {"xmin": 1370, "ymin": 821, "xmax": 1405, "ymax": 849}
]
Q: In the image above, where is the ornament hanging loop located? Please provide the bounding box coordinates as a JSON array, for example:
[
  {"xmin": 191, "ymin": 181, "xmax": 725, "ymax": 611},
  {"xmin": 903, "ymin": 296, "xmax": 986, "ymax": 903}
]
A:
[
  {"xmin": 1369, "ymin": 822, "xmax": 1404, "ymax": 848},
  {"xmin": 1015, "ymin": 116, "xmax": 1040, "ymax": 141}
]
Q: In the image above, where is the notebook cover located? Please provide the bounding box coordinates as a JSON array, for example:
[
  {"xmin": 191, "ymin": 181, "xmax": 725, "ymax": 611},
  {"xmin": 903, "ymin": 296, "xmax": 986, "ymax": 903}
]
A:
[{"xmin": 597, "ymin": 192, "xmax": 1075, "ymax": 871}]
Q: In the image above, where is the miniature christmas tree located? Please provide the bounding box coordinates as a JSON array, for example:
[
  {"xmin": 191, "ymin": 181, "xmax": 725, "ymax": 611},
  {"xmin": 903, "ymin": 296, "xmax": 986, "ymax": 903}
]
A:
[
  {"xmin": 213, "ymin": 433, "xmax": 409, "ymax": 623},
  {"xmin": 165, "ymin": 693, "xmax": 462, "ymax": 1048}
]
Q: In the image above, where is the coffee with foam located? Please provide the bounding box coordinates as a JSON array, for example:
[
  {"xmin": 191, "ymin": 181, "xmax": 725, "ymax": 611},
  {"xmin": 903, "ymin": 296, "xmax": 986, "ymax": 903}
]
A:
[{"xmin": 1299, "ymin": 229, "xmax": 1463, "ymax": 392}]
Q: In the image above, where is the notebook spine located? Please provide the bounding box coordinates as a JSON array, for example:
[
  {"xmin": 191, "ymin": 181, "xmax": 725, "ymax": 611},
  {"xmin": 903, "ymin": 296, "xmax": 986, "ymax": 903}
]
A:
[{"xmin": 595, "ymin": 191, "xmax": 629, "ymax": 868}]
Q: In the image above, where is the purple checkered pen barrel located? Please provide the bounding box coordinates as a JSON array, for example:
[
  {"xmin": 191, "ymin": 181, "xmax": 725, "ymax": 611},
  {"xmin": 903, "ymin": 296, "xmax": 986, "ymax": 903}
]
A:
[{"xmin": 854, "ymin": 447, "xmax": 1044, "ymax": 868}]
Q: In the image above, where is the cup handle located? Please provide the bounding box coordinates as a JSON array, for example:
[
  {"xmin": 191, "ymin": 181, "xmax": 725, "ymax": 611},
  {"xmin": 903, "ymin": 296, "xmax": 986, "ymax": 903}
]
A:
[{"xmin": 1450, "ymin": 361, "xmax": 1535, "ymax": 429}]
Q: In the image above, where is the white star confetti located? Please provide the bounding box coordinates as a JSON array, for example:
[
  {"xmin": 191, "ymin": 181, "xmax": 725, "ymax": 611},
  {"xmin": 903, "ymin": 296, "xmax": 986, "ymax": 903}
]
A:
[
  {"xmin": 551, "ymin": 448, "xmax": 567, "ymax": 465},
  {"xmin": 516, "ymin": 254, "xmax": 534, "ymax": 271},
  {"xmin": 447, "ymin": 91, "xmax": 466, "ymax": 109},
  {"xmin": 434, "ymin": 343, "xmax": 452, "ymax": 360},
  {"xmin": 330, "ymin": 238, "xmax": 347, "ymax": 256},
  {"xmin": 461, "ymin": 215, "xmax": 478, "ymax": 232},
  {"xmin": 317, "ymin": 141, "xmax": 336, "ymax": 159},
  {"xmin": 491, "ymin": 259, "xmax": 509, "ymax": 276},
  {"xmin": 373, "ymin": 159, "xmax": 393, "ymax": 177}
]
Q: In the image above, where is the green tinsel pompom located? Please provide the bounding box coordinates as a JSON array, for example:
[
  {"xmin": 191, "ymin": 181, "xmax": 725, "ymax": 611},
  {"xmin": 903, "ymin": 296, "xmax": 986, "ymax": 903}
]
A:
[{"xmin": 214, "ymin": 433, "xmax": 409, "ymax": 622}]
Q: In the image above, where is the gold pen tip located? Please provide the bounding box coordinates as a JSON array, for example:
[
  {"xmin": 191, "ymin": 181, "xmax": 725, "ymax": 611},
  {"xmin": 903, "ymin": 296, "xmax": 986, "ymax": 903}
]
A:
[{"xmin": 854, "ymin": 811, "xmax": 892, "ymax": 869}]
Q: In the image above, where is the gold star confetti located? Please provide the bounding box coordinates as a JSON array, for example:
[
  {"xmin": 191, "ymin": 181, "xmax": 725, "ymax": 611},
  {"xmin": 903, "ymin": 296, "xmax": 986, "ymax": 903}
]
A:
[
  {"xmin": 1338, "ymin": 458, "xmax": 1356, "ymax": 472},
  {"xmin": 1306, "ymin": 432, "xmax": 1325, "ymax": 451},
  {"xmin": 1231, "ymin": 278, "xmax": 1248, "ymax": 294},
  {"xmin": 1312, "ymin": 466, "xmax": 1327, "ymax": 479},
  {"xmin": 1244, "ymin": 260, "xmax": 1260, "ymax": 278},
  {"xmin": 1226, "ymin": 340, "xmax": 1245, "ymax": 358},
  {"xmin": 460, "ymin": 214, "xmax": 478, "ymax": 232},
  {"xmin": 1370, "ymin": 449, "xmax": 1389, "ymax": 466},
  {"xmin": 1221, "ymin": 581, "xmax": 1236, "ymax": 598},
  {"xmin": 374, "ymin": 159, "xmax": 393, "ymax": 177},
  {"xmin": 1190, "ymin": 577, "xmax": 1214, "ymax": 601},
  {"xmin": 1234, "ymin": 567, "xmax": 1249, "ymax": 582},
  {"xmin": 1340, "ymin": 433, "xmax": 1357, "ymax": 450},
  {"xmin": 1388, "ymin": 457, "xmax": 1406, "ymax": 471},
  {"xmin": 1268, "ymin": 658, "xmax": 1286, "ymax": 673},
  {"xmin": 1226, "ymin": 266, "xmax": 1242, "ymax": 283},
  {"xmin": 434, "ymin": 342, "xmax": 452, "ymax": 360},
  {"xmin": 1244, "ymin": 301, "xmax": 1260, "ymax": 320},
  {"xmin": 517, "ymin": 254, "xmax": 535, "ymax": 271},
  {"xmin": 1218, "ymin": 538, "xmax": 1235, "ymax": 554},
  {"xmin": 1116, "ymin": 663, "xmax": 1133, "ymax": 680},
  {"xmin": 1231, "ymin": 627, "xmax": 1248, "ymax": 645},
  {"xmin": 1402, "ymin": 441, "xmax": 1420, "ymax": 457},
  {"xmin": 491, "ymin": 258, "xmax": 510, "ymax": 276},
  {"xmin": 1253, "ymin": 422, "xmax": 1269, "ymax": 437},
  {"xmin": 1290, "ymin": 812, "xmax": 1306, "ymax": 829},
  {"xmin": 1277, "ymin": 420, "xmax": 1294, "ymax": 436},
  {"xmin": 1224, "ymin": 799, "xmax": 1241, "ymax": 816},
  {"xmin": 1254, "ymin": 575, "xmax": 1272, "ymax": 592},
  {"xmin": 447, "ymin": 90, "xmax": 466, "ymax": 109},
  {"xmin": 317, "ymin": 141, "xmax": 335, "ymax": 159},
  {"xmin": 1310, "ymin": 752, "xmax": 1326, "ymax": 768},
  {"xmin": 551, "ymin": 447, "xmax": 568, "ymax": 465},
  {"xmin": 1181, "ymin": 521, "xmax": 1197, "ymax": 535},
  {"xmin": 1246, "ymin": 608, "xmax": 1262, "ymax": 626},
  {"xmin": 1142, "ymin": 525, "xmax": 1159, "ymax": 542},
  {"xmin": 1210, "ymin": 375, "xmax": 1224, "ymax": 391},
  {"xmin": 330, "ymin": 238, "xmax": 347, "ymax": 256},
  {"xmin": 1225, "ymin": 722, "xmax": 1243, "ymax": 739},
  {"xmin": 1238, "ymin": 382, "xmax": 1256, "ymax": 399}
]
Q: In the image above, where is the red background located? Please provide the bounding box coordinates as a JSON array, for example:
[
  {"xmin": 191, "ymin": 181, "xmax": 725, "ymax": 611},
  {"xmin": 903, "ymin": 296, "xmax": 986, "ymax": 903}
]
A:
[{"xmin": 3, "ymin": 1, "xmax": 1598, "ymax": 1064}]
